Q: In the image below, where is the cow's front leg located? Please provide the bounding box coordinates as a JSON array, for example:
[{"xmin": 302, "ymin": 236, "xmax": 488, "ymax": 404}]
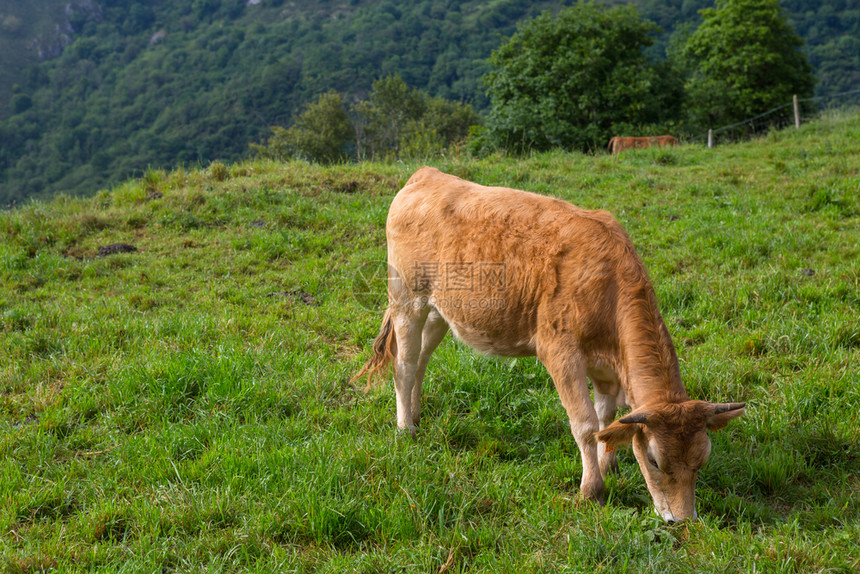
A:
[
  {"xmin": 541, "ymin": 347, "xmax": 604, "ymax": 503},
  {"xmin": 594, "ymin": 389, "xmax": 619, "ymax": 477}
]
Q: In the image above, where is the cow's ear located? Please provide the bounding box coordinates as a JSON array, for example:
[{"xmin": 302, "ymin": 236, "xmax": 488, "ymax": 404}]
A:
[
  {"xmin": 596, "ymin": 419, "xmax": 640, "ymax": 451},
  {"xmin": 706, "ymin": 403, "xmax": 745, "ymax": 430}
]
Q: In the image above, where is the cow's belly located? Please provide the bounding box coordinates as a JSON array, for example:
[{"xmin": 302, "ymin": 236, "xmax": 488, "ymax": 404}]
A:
[{"xmin": 431, "ymin": 300, "xmax": 536, "ymax": 357}]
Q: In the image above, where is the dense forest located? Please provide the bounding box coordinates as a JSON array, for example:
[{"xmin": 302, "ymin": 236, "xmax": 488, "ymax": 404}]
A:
[{"xmin": 0, "ymin": 0, "xmax": 857, "ymax": 204}]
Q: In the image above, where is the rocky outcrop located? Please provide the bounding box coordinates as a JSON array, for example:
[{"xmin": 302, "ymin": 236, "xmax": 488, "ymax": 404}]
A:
[{"xmin": 28, "ymin": 0, "xmax": 103, "ymax": 61}]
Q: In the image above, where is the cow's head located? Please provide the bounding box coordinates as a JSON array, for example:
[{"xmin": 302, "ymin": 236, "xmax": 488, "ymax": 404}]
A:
[{"xmin": 596, "ymin": 400, "xmax": 745, "ymax": 522}]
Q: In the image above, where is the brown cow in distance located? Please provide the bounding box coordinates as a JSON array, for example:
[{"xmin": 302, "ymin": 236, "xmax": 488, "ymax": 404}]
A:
[
  {"xmin": 354, "ymin": 167, "xmax": 744, "ymax": 522},
  {"xmin": 608, "ymin": 135, "xmax": 678, "ymax": 154}
]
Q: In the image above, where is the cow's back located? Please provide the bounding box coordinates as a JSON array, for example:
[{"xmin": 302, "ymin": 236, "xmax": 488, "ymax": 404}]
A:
[{"xmin": 386, "ymin": 167, "xmax": 645, "ymax": 357}]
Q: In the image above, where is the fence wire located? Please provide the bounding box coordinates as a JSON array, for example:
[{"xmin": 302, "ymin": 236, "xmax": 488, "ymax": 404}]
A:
[{"xmin": 689, "ymin": 87, "xmax": 860, "ymax": 146}]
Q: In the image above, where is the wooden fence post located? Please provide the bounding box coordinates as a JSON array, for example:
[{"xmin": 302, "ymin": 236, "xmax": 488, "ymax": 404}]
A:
[
  {"xmin": 793, "ymin": 94, "xmax": 800, "ymax": 128},
  {"xmin": 708, "ymin": 129, "xmax": 713, "ymax": 149}
]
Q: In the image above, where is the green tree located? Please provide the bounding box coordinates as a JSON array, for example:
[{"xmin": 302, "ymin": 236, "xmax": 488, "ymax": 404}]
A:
[
  {"xmin": 256, "ymin": 90, "xmax": 354, "ymax": 164},
  {"xmin": 352, "ymin": 74, "xmax": 480, "ymax": 160},
  {"xmin": 10, "ymin": 94, "xmax": 33, "ymax": 114},
  {"xmin": 251, "ymin": 76, "xmax": 479, "ymax": 164},
  {"xmin": 483, "ymin": 1, "xmax": 676, "ymax": 153},
  {"xmin": 682, "ymin": 0, "xmax": 816, "ymax": 129},
  {"xmin": 352, "ymin": 74, "xmax": 425, "ymax": 160}
]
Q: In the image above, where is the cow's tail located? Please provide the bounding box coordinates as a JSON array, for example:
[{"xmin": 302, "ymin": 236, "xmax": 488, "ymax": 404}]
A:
[
  {"xmin": 607, "ymin": 138, "xmax": 615, "ymax": 154},
  {"xmin": 351, "ymin": 307, "xmax": 397, "ymax": 391}
]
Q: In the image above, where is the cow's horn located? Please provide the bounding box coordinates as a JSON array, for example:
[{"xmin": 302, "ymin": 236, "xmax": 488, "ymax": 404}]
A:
[
  {"xmin": 711, "ymin": 402, "xmax": 746, "ymax": 414},
  {"xmin": 618, "ymin": 412, "xmax": 649, "ymax": 424}
]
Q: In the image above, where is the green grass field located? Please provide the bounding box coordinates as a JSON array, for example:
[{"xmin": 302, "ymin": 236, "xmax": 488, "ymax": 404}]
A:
[{"xmin": 1, "ymin": 111, "xmax": 858, "ymax": 572}]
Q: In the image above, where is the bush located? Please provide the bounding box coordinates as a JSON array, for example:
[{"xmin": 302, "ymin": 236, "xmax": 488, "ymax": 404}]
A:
[{"xmin": 483, "ymin": 1, "xmax": 679, "ymax": 153}]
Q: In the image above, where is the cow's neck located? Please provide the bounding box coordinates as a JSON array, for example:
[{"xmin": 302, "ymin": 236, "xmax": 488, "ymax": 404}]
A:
[{"xmin": 616, "ymin": 287, "xmax": 686, "ymax": 409}]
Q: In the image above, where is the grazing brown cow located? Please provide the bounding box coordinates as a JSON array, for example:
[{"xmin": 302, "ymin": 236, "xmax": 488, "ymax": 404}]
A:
[
  {"xmin": 355, "ymin": 167, "xmax": 744, "ymax": 522},
  {"xmin": 608, "ymin": 135, "xmax": 678, "ymax": 154}
]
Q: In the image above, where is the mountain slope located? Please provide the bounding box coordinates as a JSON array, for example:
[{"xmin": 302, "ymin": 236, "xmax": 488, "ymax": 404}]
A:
[
  {"xmin": 0, "ymin": 0, "xmax": 857, "ymax": 204},
  {"xmin": 0, "ymin": 0, "xmax": 565, "ymax": 203},
  {"xmin": 0, "ymin": 1, "xmax": 70, "ymax": 105}
]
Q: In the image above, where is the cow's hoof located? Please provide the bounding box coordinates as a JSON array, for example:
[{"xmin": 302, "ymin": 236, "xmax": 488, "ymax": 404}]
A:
[
  {"xmin": 577, "ymin": 483, "xmax": 605, "ymax": 506},
  {"xmin": 574, "ymin": 493, "xmax": 605, "ymax": 508}
]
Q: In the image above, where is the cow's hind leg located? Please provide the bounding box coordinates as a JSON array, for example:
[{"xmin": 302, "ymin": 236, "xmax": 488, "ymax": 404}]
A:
[
  {"xmin": 390, "ymin": 301, "xmax": 430, "ymax": 435},
  {"xmin": 411, "ymin": 307, "xmax": 449, "ymax": 425},
  {"xmin": 540, "ymin": 346, "xmax": 604, "ymax": 503}
]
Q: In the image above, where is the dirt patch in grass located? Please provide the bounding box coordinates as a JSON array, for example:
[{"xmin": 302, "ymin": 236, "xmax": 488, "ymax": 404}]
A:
[
  {"xmin": 267, "ymin": 289, "xmax": 318, "ymax": 306},
  {"xmin": 98, "ymin": 243, "xmax": 138, "ymax": 257}
]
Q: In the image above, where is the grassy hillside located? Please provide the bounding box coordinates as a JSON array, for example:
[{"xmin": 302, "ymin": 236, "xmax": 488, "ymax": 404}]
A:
[{"xmin": 0, "ymin": 112, "xmax": 858, "ymax": 571}]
